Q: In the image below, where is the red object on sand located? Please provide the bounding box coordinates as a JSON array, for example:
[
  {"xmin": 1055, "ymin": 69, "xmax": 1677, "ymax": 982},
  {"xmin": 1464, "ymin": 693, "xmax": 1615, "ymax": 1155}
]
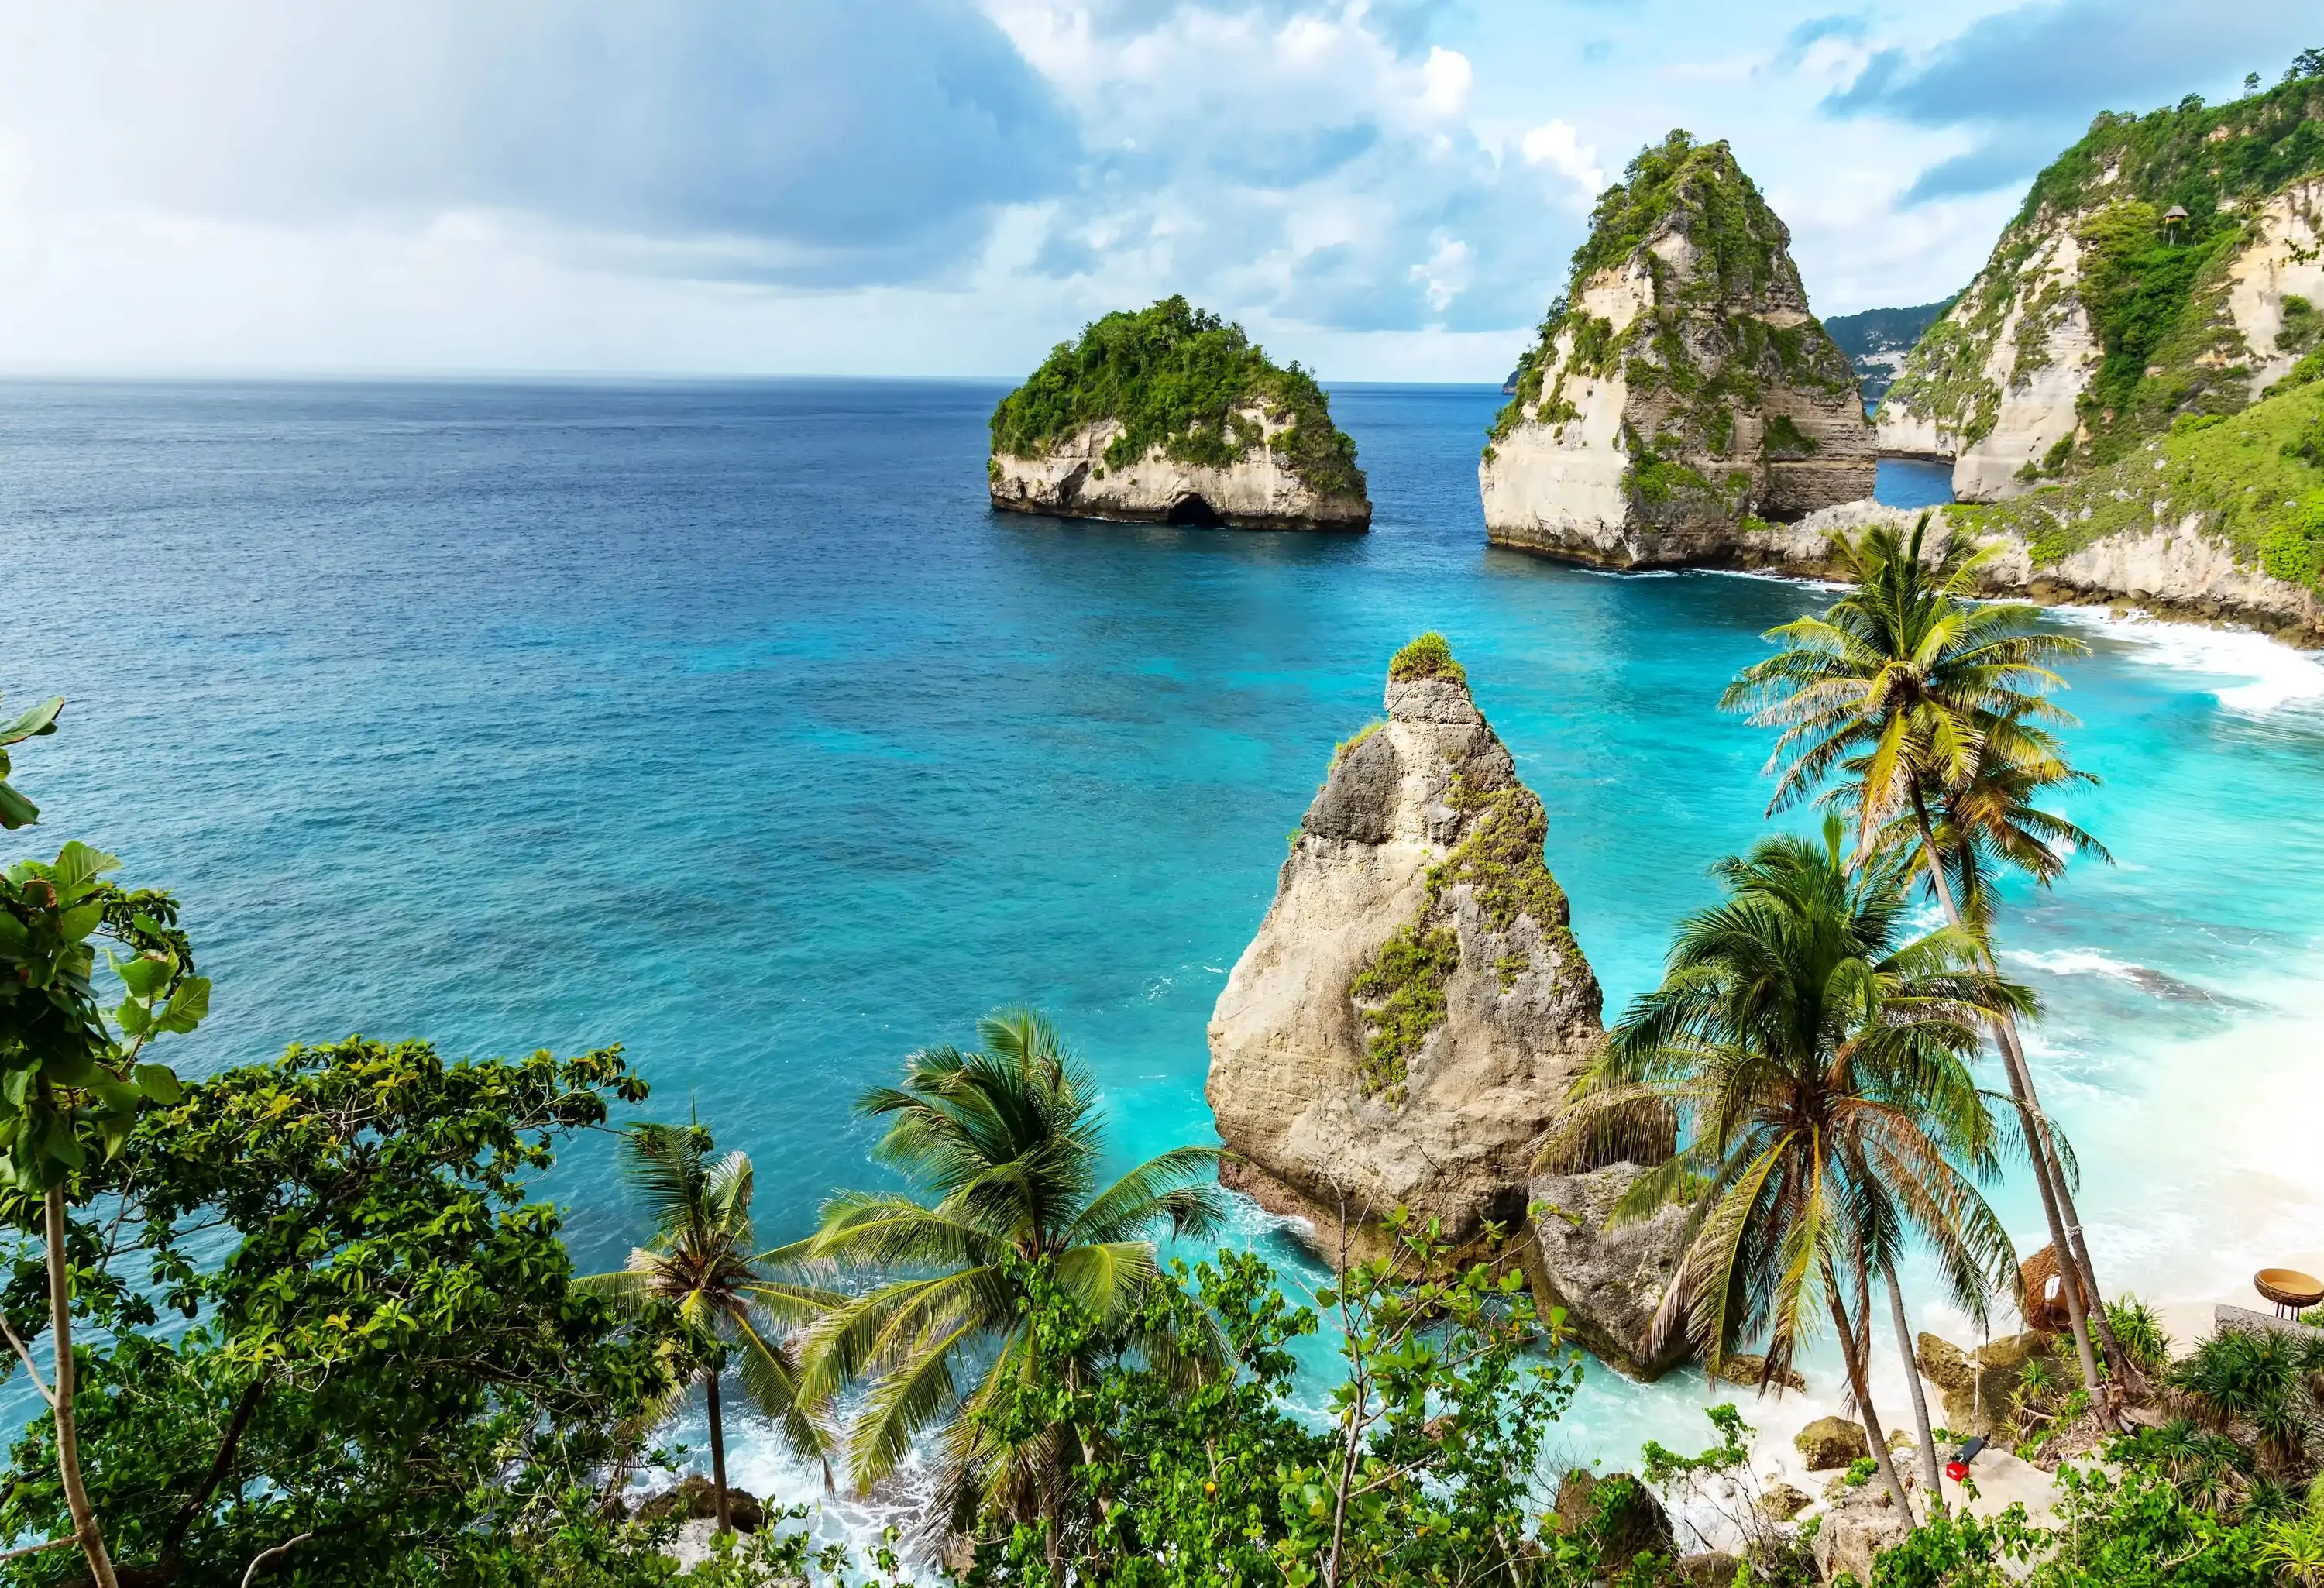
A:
[{"xmin": 1945, "ymin": 1459, "xmax": 1969, "ymax": 1483}]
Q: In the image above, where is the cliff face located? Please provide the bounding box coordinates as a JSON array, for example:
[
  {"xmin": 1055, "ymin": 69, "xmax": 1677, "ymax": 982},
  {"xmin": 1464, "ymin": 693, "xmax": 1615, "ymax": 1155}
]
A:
[
  {"xmin": 1479, "ymin": 133, "xmax": 1875, "ymax": 566},
  {"xmin": 989, "ymin": 296, "xmax": 1370, "ymax": 532},
  {"xmin": 1876, "ymin": 74, "xmax": 2324, "ymax": 501},
  {"xmin": 1205, "ymin": 636, "xmax": 1686, "ymax": 1377},
  {"xmin": 989, "ymin": 407, "xmax": 1369, "ymax": 531},
  {"xmin": 1800, "ymin": 359, "xmax": 2324, "ymax": 647}
]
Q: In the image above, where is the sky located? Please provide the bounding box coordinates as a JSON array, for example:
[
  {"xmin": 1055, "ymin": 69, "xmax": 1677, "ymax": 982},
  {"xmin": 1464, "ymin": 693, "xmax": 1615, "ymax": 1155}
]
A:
[{"xmin": 0, "ymin": 0, "xmax": 2313, "ymax": 381}]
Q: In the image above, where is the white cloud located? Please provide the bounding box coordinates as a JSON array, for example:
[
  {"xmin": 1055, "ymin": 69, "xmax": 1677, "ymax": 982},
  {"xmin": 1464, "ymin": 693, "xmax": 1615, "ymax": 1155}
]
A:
[
  {"xmin": 1520, "ymin": 120, "xmax": 1607, "ymax": 195},
  {"xmin": 5, "ymin": 0, "xmax": 2288, "ymax": 379},
  {"xmin": 1422, "ymin": 46, "xmax": 1473, "ymax": 115},
  {"xmin": 1409, "ymin": 235, "xmax": 1472, "ymax": 311}
]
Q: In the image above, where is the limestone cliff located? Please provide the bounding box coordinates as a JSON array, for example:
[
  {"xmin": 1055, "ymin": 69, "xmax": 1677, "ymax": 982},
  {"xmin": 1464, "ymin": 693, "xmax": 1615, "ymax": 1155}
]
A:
[
  {"xmin": 1479, "ymin": 132, "xmax": 1874, "ymax": 566},
  {"xmin": 1205, "ymin": 634, "xmax": 1686, "ymax": 1377},
  {"xmin": 989, "ymin": 296, "xmax": 1370, "ymax": 532},
  {"xmin": 1877, "ymin": 70, "xmax": 2324, "ymax": 501},
  {"xmin": 1811, "ymin": 365, "xmax": 2324, "ymax": 643}
]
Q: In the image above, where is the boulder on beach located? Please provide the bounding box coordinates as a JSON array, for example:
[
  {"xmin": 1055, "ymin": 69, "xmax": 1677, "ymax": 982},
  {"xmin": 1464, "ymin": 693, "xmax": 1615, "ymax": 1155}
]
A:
[
  {"xmin": 1917, "ymin": 1329, "xmax": 2052, "ymax": 1441},
  {"xmin": 1553, "ymin": 1469, "xmax": 1676, "ymax": 1572},
  {"xmin": 1795, "ymin": 1414, "xmax": 1870, "ymax": 1471}
]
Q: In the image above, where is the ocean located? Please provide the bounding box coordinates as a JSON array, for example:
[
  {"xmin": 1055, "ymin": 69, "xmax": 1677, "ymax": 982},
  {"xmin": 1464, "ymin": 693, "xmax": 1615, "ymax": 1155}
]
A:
[{"xmin": 5, "ymin": 377, "xmax": 2322, "ymax": 1542}]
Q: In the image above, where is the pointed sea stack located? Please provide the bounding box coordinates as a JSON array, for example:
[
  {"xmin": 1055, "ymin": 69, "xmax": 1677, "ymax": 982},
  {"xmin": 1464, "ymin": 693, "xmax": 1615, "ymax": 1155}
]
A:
[
  {"xmin": 1206, "ymin": 634, "xmax": 1686, "ymax": 1377},
  {"xmin": 988, "ymin": 296, "xmax": 1370, "ymax": 532},
  {"xmin": 1479, "ymin": 132, "xmax": 1874, "ymax": 565}
]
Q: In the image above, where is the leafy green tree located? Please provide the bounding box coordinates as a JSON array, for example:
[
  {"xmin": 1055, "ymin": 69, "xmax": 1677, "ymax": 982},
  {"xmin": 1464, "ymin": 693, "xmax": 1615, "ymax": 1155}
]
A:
[
  {"xmin": 1721, "ymin": 515, "xmax": 2122, "ymax": 1414},
  {"xmin": 794, "ymin": 1010, "xmax": 1225, "ymax": 1537},
  {"xmin": 964, "ymin": 1223, "xmax": 1593, "ymax": 1588},
  {"xmin": 0, "ymin": 1036, "xmax": 703, "ymax": 1588},
  {"xmin": 0, "ymin": 690, "xmax": 208, "ymax": 1588},
  {"xmin": 1546, "ymin": 818, "xmax": 2024, "ymax": 1522},
  {"xmin": 579, "ymin": 1123, "xmax": 841, "ymax": 1531}
]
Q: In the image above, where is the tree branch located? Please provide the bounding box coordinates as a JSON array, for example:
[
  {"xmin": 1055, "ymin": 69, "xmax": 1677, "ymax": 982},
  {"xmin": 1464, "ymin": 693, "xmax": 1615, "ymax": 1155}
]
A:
[
  {"xmin": 0, "ymin": 1537, "xmax": 75, "ymax": 1562},
  {"xmin": 0, "ymin": 1306, "xmax": 55, "ymax": 1409},
  {"xmin": 240, "ymin": 1531, "xmax": 312, "ymax": 1588},
  {"xmin": 161, "ymin": 1376, "xmax": 267, "ymax": 1563}
]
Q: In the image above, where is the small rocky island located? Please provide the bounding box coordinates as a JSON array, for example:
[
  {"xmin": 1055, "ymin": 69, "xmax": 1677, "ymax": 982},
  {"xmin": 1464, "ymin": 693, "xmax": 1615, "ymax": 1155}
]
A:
[
  {"xmin": 1205, "ymin": 634, "xmax": 1686, "ymax": 1377},
  {"xmin": 988, "ymin": 296, "xmax": 1370, "ymax": 531},
  {"xmin": 1479, "ymin": 132, "xmax": 1874, "ymax": 566}
]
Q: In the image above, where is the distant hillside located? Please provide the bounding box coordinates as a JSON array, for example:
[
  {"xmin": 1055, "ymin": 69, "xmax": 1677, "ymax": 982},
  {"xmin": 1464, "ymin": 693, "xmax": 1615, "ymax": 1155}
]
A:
[{"xmin": 1822, "ymin": 300, "xmax": 1955, "ymax": 410}]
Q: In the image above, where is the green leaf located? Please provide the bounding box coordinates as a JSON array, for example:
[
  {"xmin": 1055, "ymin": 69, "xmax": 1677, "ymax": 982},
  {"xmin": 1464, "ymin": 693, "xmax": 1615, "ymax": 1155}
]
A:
[
  {"xmin": 0, "ymin": 782, "xmax": 36, "ymax": 832},
  {"xmin": 134, "ymin": 1064, "xmax": 183, "ymax": 1105},
  {"xmin": 57, "ymin": 902, "xmax": 104, "ymax": 943},
  {"xmin": 40, "ymin": 1115, "xmax": 84, "ymax": 1171},
  {"xmin": 50, "ymin": 841, "xmax": 118, "ymax": 893},
  {"xmin": 0, "ymin": 697, "xmax": 64, "ymax": 747},
  {"xmin": 112, "ymin": 950, "xmax": 170, "ymax": 999},
  {"xmin": 115, "ymin": 998, "xmax": 153, "ymax": 1039},
  {"xmin": 157, "ymin": 977, "xmax": 211, "ymax": 1034}
]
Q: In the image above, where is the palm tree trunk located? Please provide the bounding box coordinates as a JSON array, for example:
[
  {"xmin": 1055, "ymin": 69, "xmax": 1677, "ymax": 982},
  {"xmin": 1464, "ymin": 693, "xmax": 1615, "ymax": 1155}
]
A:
[
  {"xmin": 1989, "ymin": 1012, "xmax": 2137, "ymax": 1392},
  {"xmin": 1826, "ymin": 1270, "xmax": 1914, "ymax": 1524},
  {"xmin": 46, "ymin": 1184, "xmax": 119, "ymax": 1588},
  {"xmin": 705, "ymin": 1371, "xmax": 731, "ymax": 1535},
  {"xmin": 1884, "ymin": 1261, "xmax": 1944, "ymax": 1518},
  {"xmin": 1908, "ymin": 794, "xmax": 2108, "ymax": 1424}
]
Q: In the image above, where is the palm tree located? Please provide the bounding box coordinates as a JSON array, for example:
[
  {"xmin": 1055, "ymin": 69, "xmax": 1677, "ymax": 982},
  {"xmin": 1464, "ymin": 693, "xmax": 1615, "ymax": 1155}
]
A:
[
  {"xmin": 1721, "ymin": 514, "xmax": 2119, "ymax": 1416},
  {"xmin": 579, "ymin": 1123, "xmax": 838, "ymax": 1531},
  {"xmin": 795, "ymin": 1009, "xmax": 1226, "ymax": 1537},
  {"xmin": 1542, "ymin": 820, "xmax": 2025, "ymax": 1521},
  {"xmin": 1870, "ymin": 710, "xmax": 2138, "ymax": 1391}
]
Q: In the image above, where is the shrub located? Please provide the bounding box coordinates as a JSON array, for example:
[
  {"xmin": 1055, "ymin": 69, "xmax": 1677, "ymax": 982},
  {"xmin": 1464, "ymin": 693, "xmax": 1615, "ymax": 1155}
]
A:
[{"xmin": 1388, "ymin": 631, "xmax": 1466, "ymax": 683}]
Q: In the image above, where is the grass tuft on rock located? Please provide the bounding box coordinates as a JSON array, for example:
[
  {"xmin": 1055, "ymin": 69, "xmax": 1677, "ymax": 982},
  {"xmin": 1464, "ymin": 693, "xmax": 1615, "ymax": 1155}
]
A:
[{"xmin": 1388, "ymin": 631, "xmax": 1466, "ymax": 684}]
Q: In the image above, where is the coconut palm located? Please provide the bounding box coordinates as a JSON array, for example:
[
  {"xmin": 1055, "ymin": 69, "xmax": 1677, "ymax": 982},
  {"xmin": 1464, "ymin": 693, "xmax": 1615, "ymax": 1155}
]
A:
[
  {"xmin": 794, "ymin": 1009, "xmax": 1226, "ymax": 1536},
  {"xmin": 1721, "ymin": 514, "xmax": 2119, "ymax": 1415},
  {"xmin": 579, "ymin": 1123, "xmax": 838, "ymax": 1531},
  {"xmin": 1868, "ymin": 710, "xmax": 2138, "ymax": 1390},
  {"xmin": 1542, "ymin": 819, "xmax": 2026, "ymax": 1521}
]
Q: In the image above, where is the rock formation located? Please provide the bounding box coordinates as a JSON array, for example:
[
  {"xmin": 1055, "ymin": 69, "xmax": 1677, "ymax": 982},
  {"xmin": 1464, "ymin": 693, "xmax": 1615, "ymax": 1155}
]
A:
[
  {"xmin": 1552, "ymin": 1469, "xmax": 1675, "ymax": 1571},
  {"xmin": 1522, "ymin": 1160, "xmax": 1689, "ymax": 1377},
  {"xmin": 1205, "ymin": 634, "xmax": 1685, "ymax": 1376},
  {"xmin": 1479, "ymin": 132, "xmax": 1874, "ymax": 566},
  {"xmin": 1916, "ymin": 1331, "xmax": 2053, "ymax": 1442},
  {"xmin": 989, "ymin": 296, "xmax": 1370, "ymax": 532},
  {"xmin": 1877, "ymin": 74, "xmax": 2324, "ymax": 501},
  {"xmin": 1794, "ymin": 1416, "xmax": 1871, "ymax": 1472},
  {"xmin": 1790, "ymin": 388, "xmax": 2324, "ymax": 645}
]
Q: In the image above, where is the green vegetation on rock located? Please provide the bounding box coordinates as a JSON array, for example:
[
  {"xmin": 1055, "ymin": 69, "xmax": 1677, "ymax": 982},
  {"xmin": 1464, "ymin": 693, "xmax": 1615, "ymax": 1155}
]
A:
[
  {"xmin": 1487, "ymin": 131, "xmax": 1858, "ymax": 492},
  {"xmin": 991, "ymin": 296, "xmax": 1365, "ymax": 499},
  {"xmin": 1351, "ymin": 641, "xmax": 1583, "ymax": 1097},
  {"xmin": 1387, "ymin": 630, "xmax": 1466, "ymax": 683},
  {"xmin": 1948, "ymin": 373, "xmax": 2324, "ymax": 590},
  {"xmin": 1886, "ymin": 57, "xmax": 2324, "ymax": 467}
]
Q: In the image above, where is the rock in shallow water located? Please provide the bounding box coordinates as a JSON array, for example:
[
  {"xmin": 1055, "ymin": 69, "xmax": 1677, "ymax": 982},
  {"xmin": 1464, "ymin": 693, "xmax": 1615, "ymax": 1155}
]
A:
[{"xmin": 1205, "ymin": 644, "xmax": 1686, "ymax": 1370}]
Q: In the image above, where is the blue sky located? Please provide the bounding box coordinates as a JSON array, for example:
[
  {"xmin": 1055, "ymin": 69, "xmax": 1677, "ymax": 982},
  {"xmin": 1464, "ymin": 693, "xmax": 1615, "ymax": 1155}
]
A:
[{"xmin": 0, "ymin": 0, "xmax": 2312, "ymax": 379}]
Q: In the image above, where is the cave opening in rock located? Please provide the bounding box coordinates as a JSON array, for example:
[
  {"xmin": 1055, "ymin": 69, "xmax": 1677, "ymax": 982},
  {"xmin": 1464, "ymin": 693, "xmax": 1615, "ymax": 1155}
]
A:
[{"xmin": 1166, "ymin": 493, "xmax": 1223, "ymax": 527}]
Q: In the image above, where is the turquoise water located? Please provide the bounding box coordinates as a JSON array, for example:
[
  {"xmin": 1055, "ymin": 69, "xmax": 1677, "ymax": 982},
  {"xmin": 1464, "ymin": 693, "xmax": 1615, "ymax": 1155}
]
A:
[{"xmin": 5, "ymin": 378, "xmax": 2322, "ymax": 1528}]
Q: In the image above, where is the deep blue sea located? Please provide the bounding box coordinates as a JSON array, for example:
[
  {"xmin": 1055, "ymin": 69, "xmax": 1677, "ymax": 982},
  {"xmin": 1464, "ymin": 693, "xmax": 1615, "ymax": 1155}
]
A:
[{"xmin": 5, "ymin": 380, "xmax": 2322, "ymax": 1535}]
